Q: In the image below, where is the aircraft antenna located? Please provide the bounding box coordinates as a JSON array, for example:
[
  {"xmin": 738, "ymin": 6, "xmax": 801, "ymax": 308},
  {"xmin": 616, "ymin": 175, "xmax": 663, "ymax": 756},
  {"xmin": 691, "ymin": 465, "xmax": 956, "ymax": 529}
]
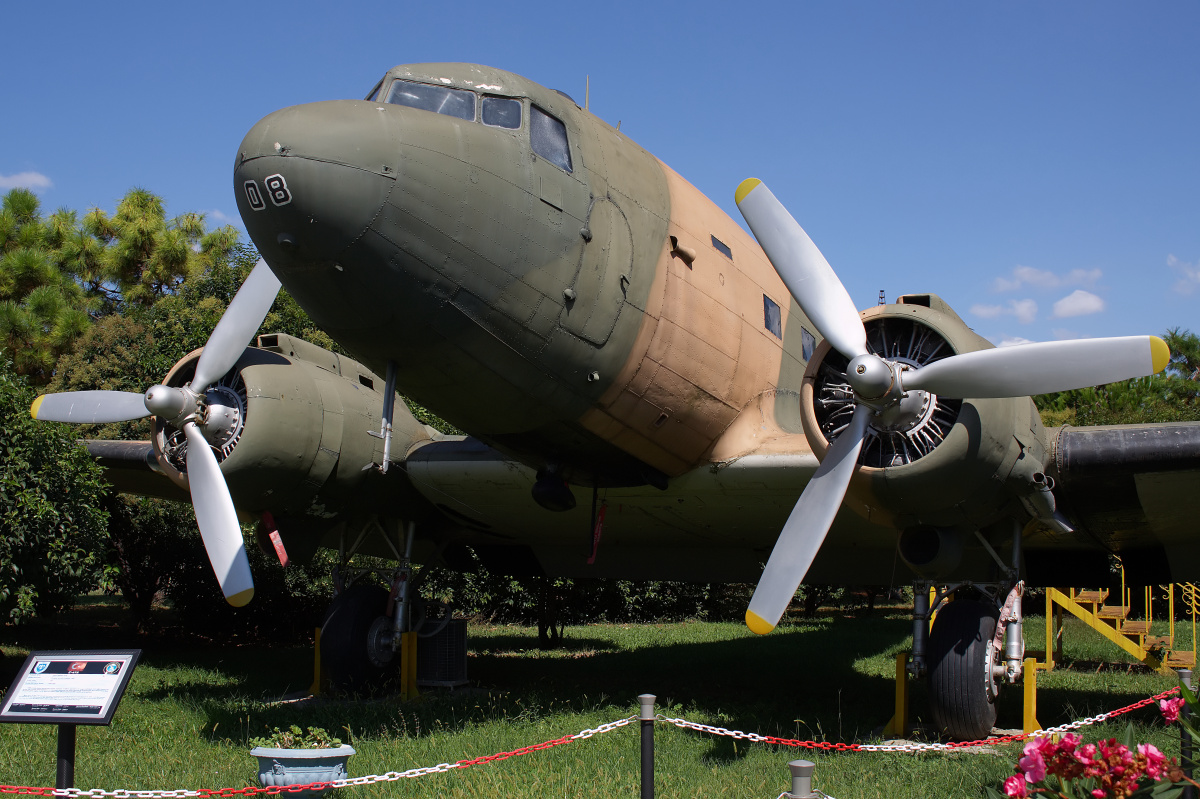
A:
[{"xmin": 878, "ymin": 289, "xmax": 886, "ymax": 305}]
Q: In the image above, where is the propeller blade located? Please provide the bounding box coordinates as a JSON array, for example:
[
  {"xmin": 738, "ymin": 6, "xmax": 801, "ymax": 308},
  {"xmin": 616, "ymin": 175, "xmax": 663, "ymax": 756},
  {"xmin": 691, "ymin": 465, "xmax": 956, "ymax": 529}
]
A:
[
  {"xmin": 30, "ymin": 390, "xmax": 150, "ymax": 424},
  {"xmin": 746, "ymin": 404, "xmax": 872, "ymax": 634},
  {"xmin": 903, "ymin": 335, "xmax": 1171, "ymax": 398},
  {"xmin": 192, "ymin": 259, "xmax": 281, "ymax": 391},
  {"xmin": 183, "ymin": 422, "xmax": 255, "ymax": 607},
  {"xmin": 736, "ymin": 178, "xmax": 868, "ymax": 360}
]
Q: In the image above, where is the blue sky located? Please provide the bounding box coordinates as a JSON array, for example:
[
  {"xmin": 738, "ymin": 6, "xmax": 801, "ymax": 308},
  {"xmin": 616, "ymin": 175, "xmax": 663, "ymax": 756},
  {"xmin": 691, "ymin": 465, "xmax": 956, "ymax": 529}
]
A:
[{"xmin": 3, "ymin": 1, "xmax": 1197, "ymax": 346}]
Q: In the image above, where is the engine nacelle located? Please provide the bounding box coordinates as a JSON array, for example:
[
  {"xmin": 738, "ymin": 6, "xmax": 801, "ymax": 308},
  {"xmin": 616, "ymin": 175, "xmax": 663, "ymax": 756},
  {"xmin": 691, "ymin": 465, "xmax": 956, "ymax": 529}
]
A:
[
  {"xmin": 800, "ymin": 295, "xmax": 1051, "ymax": 533},
  {"xmin": 151, "ymin": 333, "xmax": 434, "ymax": 521}
]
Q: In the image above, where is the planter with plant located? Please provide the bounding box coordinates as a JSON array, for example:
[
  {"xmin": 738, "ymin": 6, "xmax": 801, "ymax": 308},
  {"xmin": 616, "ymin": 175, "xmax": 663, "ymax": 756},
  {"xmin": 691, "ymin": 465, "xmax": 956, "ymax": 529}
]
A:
[{"xmin": 249, "ymin": 725, "xmax": 355, "ymax": 796}]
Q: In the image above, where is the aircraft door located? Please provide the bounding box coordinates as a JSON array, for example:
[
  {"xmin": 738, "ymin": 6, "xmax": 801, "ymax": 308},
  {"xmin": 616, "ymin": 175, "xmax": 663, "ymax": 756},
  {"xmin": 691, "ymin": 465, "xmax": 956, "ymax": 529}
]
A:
[{"xmin": 559, "ymin": 197, "xmax": 633, "ymax": 347}]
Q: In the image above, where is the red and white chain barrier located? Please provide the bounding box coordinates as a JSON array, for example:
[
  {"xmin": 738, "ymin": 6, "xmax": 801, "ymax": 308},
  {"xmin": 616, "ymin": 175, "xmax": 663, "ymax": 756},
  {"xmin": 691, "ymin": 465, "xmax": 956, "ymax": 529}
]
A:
[
  {"xmin": 0, "ymin": 717, "xmax": 638, "ymax": 798},
  {"xmin": 0, "ymin": 686, "xmax": 1180, "ymax": 797},
  {"xmin": 659, "ymin": 686, "xmax": 1182, "ymax": 753}
]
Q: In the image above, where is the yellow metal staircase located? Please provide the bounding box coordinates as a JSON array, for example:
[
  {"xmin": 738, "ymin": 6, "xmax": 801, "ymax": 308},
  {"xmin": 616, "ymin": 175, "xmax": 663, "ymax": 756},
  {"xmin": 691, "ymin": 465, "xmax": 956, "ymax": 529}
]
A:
[{"xmin": 1040, "ymin": 583, "xmax": 1198, "ymax": 674}]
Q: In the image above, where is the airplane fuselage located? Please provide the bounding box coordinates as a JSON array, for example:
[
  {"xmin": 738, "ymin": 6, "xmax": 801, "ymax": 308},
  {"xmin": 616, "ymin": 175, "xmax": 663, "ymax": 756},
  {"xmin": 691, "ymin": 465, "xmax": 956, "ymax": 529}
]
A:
[{"xmin": 235, "ymin": 63, "xmax": 817, "ymax": 489}]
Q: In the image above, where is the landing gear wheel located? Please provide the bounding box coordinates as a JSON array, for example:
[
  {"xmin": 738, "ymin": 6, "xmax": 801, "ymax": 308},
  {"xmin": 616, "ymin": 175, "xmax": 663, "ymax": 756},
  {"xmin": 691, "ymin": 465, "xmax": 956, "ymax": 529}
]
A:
[
  {"xmin": 927, "ymin": 599, "xmax": 1001, "ymax": 740},
  {"xmin": 320, "ymin": 585, "xmax": 396, "ymax": 692}
]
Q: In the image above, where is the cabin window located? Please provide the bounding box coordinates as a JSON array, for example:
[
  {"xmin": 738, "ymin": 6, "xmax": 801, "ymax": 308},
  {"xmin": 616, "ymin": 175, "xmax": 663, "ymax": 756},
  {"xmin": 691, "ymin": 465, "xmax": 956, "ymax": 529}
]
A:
[
  {"xmin": 531, "ymin": 106, "xmax": 572, "ymax": 172},
  {"xmin": 711, "ymin": 235, "xmax": 732, "ymax": 260},
  {"xmin": 763, "ymin": 295, "xmax": 782, "ymax": 339},
  {"xmin": 482, "ymin": 96, "xmax": 522, "ymax": 129},
  {"xmin": 384, "ymin": 80, "xmax": 476, "ymax": 121},
  {"xmin": 802, "ymin": 326, "xmax": 816, "ymax": 361}
]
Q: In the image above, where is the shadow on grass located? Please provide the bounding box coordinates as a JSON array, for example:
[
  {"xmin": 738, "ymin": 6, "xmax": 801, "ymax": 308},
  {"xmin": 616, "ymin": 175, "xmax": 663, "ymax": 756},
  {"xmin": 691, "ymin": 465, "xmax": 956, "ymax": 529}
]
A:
[{"xmin": 2, "ymin": 600, "xmax": 1176, "ymax": 751}]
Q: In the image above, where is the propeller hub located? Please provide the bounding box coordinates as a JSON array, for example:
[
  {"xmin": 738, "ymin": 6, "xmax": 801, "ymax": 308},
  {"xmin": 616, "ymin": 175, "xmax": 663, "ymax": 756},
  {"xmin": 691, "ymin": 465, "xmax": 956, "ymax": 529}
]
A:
[
  {"xmin": 144, "ymin": 385, "xmax": 197, "ymax": 425},
  {"xmin": 198, "ymin": 384, "xmax": 246, "ymax": 454},
  {"xmin": 873, "ymin": 387, "xmax": 930, "ymax": 433},
  {"xmin": 845, "ymin": 354, "xmax": 894, "ymax": 401}
]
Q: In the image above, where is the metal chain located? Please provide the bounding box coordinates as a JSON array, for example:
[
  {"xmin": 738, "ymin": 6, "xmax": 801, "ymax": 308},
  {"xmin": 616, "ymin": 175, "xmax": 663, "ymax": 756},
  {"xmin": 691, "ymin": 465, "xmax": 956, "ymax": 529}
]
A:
[
  {"xmin": 0, "ymin": 687, "xmax": 1179, "ymax": 797},
  {"xmin": 0, "ymin": 716, "xmax": 638, "ymax": 798},
  {"xmin": 659, "ymin": 686, "xmax": 1181, "ymax": 754}
]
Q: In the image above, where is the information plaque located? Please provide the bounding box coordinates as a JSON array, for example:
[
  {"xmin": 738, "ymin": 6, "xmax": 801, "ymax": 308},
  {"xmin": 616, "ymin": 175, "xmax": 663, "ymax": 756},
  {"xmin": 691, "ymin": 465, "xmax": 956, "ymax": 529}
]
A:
[{"xmin": 1, "ymin": 649, "xmax": 140, "ymax": 726}]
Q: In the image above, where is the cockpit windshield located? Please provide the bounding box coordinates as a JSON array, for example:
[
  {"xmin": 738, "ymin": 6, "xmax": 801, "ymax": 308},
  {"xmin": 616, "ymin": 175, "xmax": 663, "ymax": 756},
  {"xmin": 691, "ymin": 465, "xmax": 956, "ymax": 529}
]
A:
[{"xmin": 385, "ymin": 80, "xmax": 476, "ymax": 121}]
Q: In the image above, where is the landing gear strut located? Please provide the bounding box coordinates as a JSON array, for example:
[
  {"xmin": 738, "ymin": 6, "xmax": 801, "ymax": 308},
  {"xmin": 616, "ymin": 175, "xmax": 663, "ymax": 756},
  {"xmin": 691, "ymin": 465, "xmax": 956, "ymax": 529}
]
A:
[
  {"xmin": 319, "ymin": 517, "xmax": 433, "ymax": 692},
  {"xmin": 908, "ymin": 521, "xmax": 1026, "ymax": 740}
]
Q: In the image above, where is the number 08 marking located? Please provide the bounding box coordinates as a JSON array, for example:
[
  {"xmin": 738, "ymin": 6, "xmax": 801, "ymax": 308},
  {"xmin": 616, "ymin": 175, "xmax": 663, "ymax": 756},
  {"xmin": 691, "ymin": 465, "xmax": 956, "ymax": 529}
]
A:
[{"xmin": 264, "ymin": 174, "xmax": 292, "ymax": 207}]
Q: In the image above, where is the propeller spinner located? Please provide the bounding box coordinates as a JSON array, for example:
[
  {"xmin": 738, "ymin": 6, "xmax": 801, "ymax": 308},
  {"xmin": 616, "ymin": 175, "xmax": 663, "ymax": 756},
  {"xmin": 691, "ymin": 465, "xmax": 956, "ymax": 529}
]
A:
[
  {"xmin": 30, "ymin": 259, "xmax": 282, "ymax": 607},
  {"xmin": 735, "ymin": 178, "xmax": 1170, "ymax": 634}
]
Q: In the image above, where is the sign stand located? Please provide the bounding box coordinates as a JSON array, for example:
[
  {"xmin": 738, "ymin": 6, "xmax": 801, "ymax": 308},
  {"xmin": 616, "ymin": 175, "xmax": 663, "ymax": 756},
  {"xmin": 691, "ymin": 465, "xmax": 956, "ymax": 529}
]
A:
[
  {"xmin": 1, "ymin": 650, "xmax": 141, "ymax": 791},
  {"xmin": 57, "ymin": 723, "xmax": 76, "ymax": 789}
]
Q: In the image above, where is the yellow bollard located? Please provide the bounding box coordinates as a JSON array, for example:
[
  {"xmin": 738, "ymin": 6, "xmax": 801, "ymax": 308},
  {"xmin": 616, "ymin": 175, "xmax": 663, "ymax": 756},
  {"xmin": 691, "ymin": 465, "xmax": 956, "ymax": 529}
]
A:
[
  {"xmin": 400, "ymin": 631, "xmax": 420, "ymax": 701},
  {"xmin": 309, "ymin": 627, "xmax": 323, "ymax": 696},
  {"xmin": 1023, "ymin": 657, "xmax": 1041, "ymax": 733},
  {"xmin": 883, "ymin": 652, "xmax": 909, "ymax": 737}
]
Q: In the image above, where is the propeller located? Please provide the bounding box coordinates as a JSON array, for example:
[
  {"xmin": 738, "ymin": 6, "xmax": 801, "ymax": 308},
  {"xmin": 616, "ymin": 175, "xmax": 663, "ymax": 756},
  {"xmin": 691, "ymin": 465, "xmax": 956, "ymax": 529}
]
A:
[
  {"xmin": 31, "ymin": 259, "xmax": 281, "ymax": 606},
  {"xmin": 735, "ymin": 178, "xmax": 1171, "ymax": 634}
]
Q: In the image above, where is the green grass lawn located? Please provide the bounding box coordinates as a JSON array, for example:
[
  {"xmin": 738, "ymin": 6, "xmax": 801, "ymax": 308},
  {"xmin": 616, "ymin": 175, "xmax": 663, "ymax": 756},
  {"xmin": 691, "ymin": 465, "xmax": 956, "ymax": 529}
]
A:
[{"xmin": 0, "ymin": 598, "xmax": 1188, "ymax": 798}]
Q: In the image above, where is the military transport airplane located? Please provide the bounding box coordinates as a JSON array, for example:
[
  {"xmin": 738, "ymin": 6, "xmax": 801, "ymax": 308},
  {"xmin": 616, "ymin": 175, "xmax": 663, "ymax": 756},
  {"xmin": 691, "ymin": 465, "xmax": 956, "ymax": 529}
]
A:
[{"xmin": 30, "ymin": 63, "xmax": 1200, "ymax": 740}]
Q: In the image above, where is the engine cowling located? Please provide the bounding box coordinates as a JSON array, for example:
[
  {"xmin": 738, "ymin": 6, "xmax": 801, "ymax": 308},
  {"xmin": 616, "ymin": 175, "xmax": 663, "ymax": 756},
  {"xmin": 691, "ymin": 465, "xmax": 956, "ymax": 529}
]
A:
[
  {"xmin": 800, "ymin": 295, "xmax": 1051, "ymax": 536},
  {"xmin": 150, "ymin": 333, "xmax": 433, "ymax": 521}
]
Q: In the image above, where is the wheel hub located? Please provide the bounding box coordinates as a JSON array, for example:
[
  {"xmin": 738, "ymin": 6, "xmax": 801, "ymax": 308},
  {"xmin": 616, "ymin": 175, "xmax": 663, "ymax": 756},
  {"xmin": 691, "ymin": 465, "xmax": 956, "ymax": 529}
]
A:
[{"xmin": 366, "ymin": 616, "xmax": 395, "ymax": 667}]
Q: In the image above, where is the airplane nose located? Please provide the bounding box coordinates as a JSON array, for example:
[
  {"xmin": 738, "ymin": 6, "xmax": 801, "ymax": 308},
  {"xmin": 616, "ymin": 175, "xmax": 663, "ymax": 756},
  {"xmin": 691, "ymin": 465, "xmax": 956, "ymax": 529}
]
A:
[{"xmin": 234, "ymin": 100, "xmax": 396, "ymax": 265}]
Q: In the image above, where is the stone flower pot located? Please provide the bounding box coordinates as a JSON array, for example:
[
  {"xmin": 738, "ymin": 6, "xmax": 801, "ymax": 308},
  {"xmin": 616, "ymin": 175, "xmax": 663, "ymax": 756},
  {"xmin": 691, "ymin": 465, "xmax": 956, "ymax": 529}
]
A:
[{"xmin": 250, "ymin": 745, "xmax": 356, "ymax": 796}]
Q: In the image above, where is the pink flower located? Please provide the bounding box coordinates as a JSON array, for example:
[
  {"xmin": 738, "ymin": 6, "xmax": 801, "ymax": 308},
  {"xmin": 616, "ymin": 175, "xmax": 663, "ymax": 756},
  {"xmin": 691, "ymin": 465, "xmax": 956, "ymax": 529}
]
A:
[
  {"xmin": 1003, "ymin": 775, "xmax": 1028, "ymax": 797},
  {"xmin": 1019, "ymin": 747, "xmax": 1047, "ymax": 783},
  {"xmin": 1140, "ymin": 743, "xmax": 1168, "ymax": 780},
  {"xmin": 1161, "ymin": 697, "xmax": 1185, "ymax": 724},
  {"xmin": 1090, "ymin": 790, "xmax": 1105, "ymax": 799}
]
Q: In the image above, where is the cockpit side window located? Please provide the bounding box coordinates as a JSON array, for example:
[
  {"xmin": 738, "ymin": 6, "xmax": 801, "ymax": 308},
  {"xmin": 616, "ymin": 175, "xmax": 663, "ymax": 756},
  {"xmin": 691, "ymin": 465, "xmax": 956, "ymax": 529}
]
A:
[
  {"xmin": 366, "ymin": 80, "xmax": 384, "ymax": 102},
  {"xmin": 385, "ymin": 80, "xmax": 476, "ymax": 121},
  {"xmin": 482, "ymin": 96, "xmax": 521, "ymax": 130},
  {"xmin": 530, "ymin": 106, "xmax": 572, "ymax": 172}
]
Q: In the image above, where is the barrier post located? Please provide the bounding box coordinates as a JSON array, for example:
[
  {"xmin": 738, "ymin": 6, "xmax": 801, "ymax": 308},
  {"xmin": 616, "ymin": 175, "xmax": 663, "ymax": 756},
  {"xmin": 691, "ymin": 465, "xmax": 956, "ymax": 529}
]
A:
[
  {"xmin": 786, "ymin": 760, "xmax": 816, "ymax": 798},
  {"xmin": 639, "ymin": 694, "xmax": 655, "ymax": 799},
  {"xmin": 1181, "ymin": 669, "xmax": 1194, "ymax": 799}
]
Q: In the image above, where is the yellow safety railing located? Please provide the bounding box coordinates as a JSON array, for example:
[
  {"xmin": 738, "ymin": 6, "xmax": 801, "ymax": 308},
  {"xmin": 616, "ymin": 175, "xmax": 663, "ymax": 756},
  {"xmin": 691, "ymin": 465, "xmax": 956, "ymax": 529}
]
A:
[{"xmin": 1040, "ymin": 581, "xmax": 1199, "ymax": 674}]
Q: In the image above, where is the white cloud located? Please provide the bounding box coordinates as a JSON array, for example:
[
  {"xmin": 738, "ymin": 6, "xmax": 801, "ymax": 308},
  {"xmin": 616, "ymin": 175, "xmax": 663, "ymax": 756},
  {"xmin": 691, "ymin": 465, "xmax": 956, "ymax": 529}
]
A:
[
  {"xmin": 970, "ymin": 303, "xmax": 1004, "ymax": 318},
  {"xmin": 206, "ymin": 209, "xmax": 243, "ymax": 227},
  {"xmin": 992, "ymin": 265, "xmax": 1102, "ymax": 293},
  {"xmin": 1051, "ymin": 289, "xmax": 1105, "ymax": 318},
  {"xmin": 1011, "ymin": 298, "xmax": 1037, "ymax": 324},
  {"xmin": 998, "ymin": 336, "xmax": 1036, "ymax": 347},
  {"xmin": 1168, "ymin": 254, "xmax": 1200, "ymax": 294},
  {"xmin": 970, "ymin": 298, "xmax": 1037, "ymax": 323},
  {"xmin": 0, "ymin": 171, "xmax": 52, "ymax": 192}
]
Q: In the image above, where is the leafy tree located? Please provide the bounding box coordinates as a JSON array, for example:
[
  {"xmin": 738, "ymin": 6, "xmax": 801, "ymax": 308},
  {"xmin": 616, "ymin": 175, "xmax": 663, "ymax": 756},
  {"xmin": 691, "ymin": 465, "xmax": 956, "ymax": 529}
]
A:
[
  {"xmin": 0, "ymin": 356, "xmax": 109, "ymax": 622},
  {"xmin": 1035, "ymin": 329, "xmax": 1200, "ymax": 427},
  {"xmin": 0, "ymin": 187, "xmax": 238, "ymax": 385},
  {"xmin": 0, "ymin": 190, "xmax": 92, "ymax": 385}
]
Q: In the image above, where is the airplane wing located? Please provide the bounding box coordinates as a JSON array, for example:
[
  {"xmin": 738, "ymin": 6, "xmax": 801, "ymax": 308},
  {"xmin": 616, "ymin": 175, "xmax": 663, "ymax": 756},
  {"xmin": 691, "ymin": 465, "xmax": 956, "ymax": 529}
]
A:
[
  {"xmin": 84, "ymin": 439, "xmax": 191, "ymax": 503},
  {"xmin": 1040, "ymin": 420, "xmax": 1200, "ymax": 584}
]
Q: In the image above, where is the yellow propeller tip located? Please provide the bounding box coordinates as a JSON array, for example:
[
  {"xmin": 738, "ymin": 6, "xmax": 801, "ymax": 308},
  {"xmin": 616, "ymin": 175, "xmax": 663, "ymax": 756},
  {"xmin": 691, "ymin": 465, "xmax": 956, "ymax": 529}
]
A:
[
  {"xmin": 30, "ymin": 395, "xmax": 44, "ymax": 420},
  {"xmin": 1150, "ymin": 335, "xmax": 1170, "ymax": 374},
  {"xmin": 745, "ymin": 609, "xmax": 775, "ymax": 635},
  {"xmin": 226, "ymin": 587, "xmax": 254, "ymax": 608},
  {"xmin": 735, "ymin": 178, "xmax": 762, "ymax": 206}
]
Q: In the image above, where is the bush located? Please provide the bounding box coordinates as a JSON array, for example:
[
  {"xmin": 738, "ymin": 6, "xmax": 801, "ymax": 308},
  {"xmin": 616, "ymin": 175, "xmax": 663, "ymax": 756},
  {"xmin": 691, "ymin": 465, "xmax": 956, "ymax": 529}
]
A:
[{"xmin": 0, "ymin": 356, "xmax": 109, "ymax": 622}]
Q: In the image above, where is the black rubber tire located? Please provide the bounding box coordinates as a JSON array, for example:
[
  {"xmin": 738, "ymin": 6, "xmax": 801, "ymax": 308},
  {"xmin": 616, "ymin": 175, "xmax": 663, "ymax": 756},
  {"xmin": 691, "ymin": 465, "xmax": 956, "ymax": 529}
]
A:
[
  {"xmin": 927, "ymin": 599, "xmax": 1000, "ymax": 740},
  {"xmin": 320, "ymin": 584, "xmax": 394, "ymax": 692}
]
